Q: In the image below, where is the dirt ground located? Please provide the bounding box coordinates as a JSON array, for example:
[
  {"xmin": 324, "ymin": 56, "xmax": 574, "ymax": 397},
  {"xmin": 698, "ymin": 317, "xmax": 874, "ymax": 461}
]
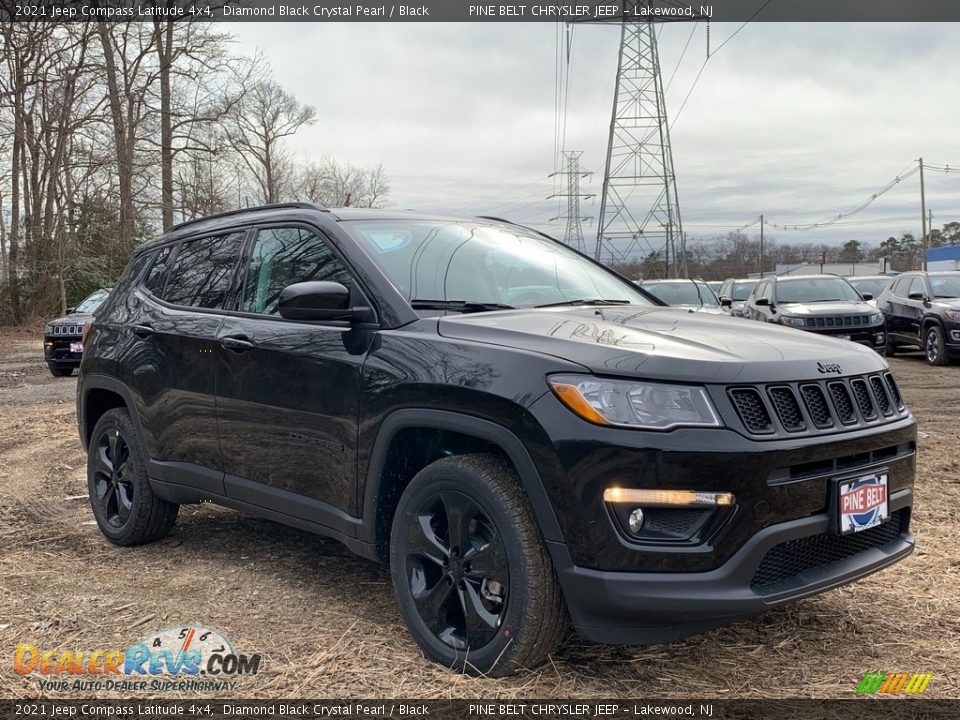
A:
[{"xmin": 1, "ymin": 326, "xmax": 958, "ymax": 700}]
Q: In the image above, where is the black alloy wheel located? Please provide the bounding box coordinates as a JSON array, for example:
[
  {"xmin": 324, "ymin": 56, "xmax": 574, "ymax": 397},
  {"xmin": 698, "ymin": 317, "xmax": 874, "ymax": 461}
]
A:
[
  {"xmin": 92, "ymin": 427, "xmax": 135, "ymax": 528},
  {"xmin": 404, "ymin": 490, "xmax": 509, "ymax": 651},
  {"xmin": 86, "ymin": 408, "xmax": 179, "ymax": 546}
]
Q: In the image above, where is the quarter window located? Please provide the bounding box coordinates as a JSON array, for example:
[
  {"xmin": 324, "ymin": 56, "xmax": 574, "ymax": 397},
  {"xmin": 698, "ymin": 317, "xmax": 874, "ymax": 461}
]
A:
[
  {"xmin": 241, "ymin": 227, "xmax": 354, "ymax": 316},
  {"xmin": 162, "ymin": 233, "xmax": 245, "ymax": 309},
  {"xmin": 144, "ymin": 246, "xmax": 173, "ymax": 296}
]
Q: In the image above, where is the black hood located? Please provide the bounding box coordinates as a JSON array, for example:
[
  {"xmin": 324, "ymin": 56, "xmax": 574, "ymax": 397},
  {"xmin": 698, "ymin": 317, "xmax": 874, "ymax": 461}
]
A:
[{"xmin": 439, "ymin": 305, "xmax": 887, "ymax": 384}]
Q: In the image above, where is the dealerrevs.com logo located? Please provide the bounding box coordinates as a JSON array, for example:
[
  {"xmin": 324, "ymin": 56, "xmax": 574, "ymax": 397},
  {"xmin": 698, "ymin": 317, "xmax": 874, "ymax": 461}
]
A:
[{"xmin": 13, "ymin": 625, "xmax": 261, "ymax": 692}]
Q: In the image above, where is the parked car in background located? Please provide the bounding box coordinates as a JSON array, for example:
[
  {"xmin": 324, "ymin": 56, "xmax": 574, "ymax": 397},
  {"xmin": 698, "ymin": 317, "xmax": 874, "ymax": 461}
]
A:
[
  {"xmin": 705, "ymin": 280, "xmax": 722, "ymax": 295},
  {"xmin": 716, "ymin": 278, "xmax": 758, "ymax": 317},
  {"xmin": 846, "ymin": 275, "xmax": 895, "ymax": 308},
  {"xmin": 876, "ymin": 271, "xmax": 960, "ymax": 365},
  {"xmin": 638, "ymin": 279, "xmax": 725, "ymax": 314},
  {"xmin": 43, "ymin": 288, "xmax": 112, "ymax": 377},
  {"xmin": 742, "ymin": 275, "xmax": 885, "ymax": 352}
]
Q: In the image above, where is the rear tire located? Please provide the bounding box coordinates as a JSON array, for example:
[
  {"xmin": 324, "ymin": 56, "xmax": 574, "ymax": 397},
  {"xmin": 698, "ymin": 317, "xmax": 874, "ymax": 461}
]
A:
[
  {"xmin": 87, "ymin": 408, "xmax": 179, "ymax": 546},
  {"xmin": 49, "ymin": 364, "xmax": 73, "ymax": 377},
  {"xmin": 925, "ymin": 324, "xmax": 951, "ymax": 366},
  {"xmin": 390, "ymin": 454, "xmax": 566, "ymax": 676}
]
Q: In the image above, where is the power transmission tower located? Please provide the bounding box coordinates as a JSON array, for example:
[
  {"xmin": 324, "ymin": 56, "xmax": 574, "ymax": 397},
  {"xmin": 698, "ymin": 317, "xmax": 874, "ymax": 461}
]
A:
[
  {"xmin": 549, "ymin": 151, "xmax": 595, "ymax": 253},
  {"xmin": 595, "ymin": 21, "xmax": 686, "ymax": 278}
]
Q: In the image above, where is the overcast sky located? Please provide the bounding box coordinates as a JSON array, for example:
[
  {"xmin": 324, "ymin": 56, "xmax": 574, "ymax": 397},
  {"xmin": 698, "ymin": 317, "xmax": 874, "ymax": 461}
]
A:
[{"xmin": 230, "ymin": 22, "xmax": 960, "ymax": 249}]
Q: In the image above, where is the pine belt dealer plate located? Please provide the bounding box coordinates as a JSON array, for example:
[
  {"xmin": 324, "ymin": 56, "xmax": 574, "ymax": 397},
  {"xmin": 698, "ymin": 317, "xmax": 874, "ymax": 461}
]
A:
[
  {"xmin": 838, "ymin": 472, "xmax": 889, "ymax": 534},
  {"xmin": 70, "ymin": 342, "xmax": 84, "ymax": 353}
]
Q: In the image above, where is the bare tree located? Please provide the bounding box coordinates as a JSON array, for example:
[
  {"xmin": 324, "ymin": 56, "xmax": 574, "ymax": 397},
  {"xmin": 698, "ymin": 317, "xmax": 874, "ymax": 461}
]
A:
[
  {"xmin": 293, "ymin": 158, "xmax": 390, "ymax": 208},
  {"xmin": 223, "ymin": 78, "xmax": 316, "ymax": 204}
]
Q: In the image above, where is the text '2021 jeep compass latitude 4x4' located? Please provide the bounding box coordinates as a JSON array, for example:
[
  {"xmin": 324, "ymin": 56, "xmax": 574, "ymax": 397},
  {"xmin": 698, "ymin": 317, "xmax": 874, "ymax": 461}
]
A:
[{"xmin": 78, "ymin": 204, "xmax": 916, "ymax": 675}]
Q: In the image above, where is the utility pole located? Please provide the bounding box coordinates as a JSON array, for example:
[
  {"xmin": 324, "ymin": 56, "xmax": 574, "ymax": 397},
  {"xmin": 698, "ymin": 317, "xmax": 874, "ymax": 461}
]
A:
[
  {"xmin": 759, "ymin": 214, "xmax": 764, "ymax": 278},
  {"xmin": 548, "ymin": 151, "xmax": 595, "ymax": 254},
  {"xmin": 919, "ymin": 157, "xmax": 928, "ymax": 271}
]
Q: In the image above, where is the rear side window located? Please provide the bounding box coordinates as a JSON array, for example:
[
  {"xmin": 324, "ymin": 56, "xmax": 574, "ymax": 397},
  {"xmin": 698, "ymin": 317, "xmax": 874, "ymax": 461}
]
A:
[
  {"xmin": 144, "ymin": 246, "xmax": 173, "ymax": 296},
  {"xmin": 241, "ymin": 227, "xmax": 354, "ymax": 316},
  {"xmin": 162, "ymin": 233, "xmax": 246, "ymax": 309}
]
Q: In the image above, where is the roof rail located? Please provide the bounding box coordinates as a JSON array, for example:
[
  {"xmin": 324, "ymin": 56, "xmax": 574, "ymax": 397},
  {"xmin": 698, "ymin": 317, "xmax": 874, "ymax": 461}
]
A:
[
  {"xmin": 475, "ymin": 215, "xmax": 515, "ymax": 224},
  {"xmin": 168, "ymin": 202, "xmax": 329, "ymax": 233}
]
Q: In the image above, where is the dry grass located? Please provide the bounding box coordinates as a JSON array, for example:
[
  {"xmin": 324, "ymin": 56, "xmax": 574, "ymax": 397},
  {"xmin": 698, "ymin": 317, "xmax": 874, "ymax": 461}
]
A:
[{"xmin": 0, "ymin": 332, "xmax": 957, "ymax": 699}]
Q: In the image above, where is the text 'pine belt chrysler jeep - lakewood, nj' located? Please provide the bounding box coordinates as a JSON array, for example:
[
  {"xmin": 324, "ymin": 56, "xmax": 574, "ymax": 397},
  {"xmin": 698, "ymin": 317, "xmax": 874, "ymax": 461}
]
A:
[{"xmin": 77, "ymin": 204, "xmax": 916, "ymax": 676}]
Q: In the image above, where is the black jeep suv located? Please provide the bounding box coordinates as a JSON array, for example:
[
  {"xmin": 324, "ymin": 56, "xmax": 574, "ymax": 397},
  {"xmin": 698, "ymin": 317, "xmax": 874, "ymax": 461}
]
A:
[
  {"xmin": 743, "ymin": 274, "xmax": 886, "ymax": 351},
  {"xmin": 43, "ymin": 288, "xmax": 111, "ymax": 376},
  {"xmin": 78, "ymin": 204, "xmax": 916, "ymax": 675},
  {"xmin": 876, "ymin": 271, "xmax": 960, "ymax": 365}
]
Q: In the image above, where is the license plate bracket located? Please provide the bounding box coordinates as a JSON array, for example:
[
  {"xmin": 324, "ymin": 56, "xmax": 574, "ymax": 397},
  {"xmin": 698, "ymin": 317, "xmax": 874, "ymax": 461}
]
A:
[{"xmin": 834, "ymin": 471, "xmax": 889, "ymax": 535}]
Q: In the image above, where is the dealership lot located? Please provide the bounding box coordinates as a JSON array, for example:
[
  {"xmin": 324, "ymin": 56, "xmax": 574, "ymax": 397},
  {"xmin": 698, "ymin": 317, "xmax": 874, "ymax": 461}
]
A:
[{"xmin": 0, "ymin": 327, "xmax": 957, "ymax": 699}]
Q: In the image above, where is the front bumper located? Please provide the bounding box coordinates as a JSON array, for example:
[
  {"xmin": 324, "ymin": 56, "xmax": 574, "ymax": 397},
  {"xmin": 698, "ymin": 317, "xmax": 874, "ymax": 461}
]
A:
[
  {"xmin": 555, "ymin": 489, "xmax": 913, "ymax": 644},
  {"xmin": 798, "ymin": 324, "xmax": 885, "ymax": 349},
  {"xmin": 44, "ymin": 335, "xmax": 83, "ymax": 366}
]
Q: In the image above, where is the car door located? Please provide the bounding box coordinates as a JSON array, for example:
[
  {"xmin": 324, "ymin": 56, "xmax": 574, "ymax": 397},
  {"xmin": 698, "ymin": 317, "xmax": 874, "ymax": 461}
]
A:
[
  {"xmin": 747, "ymin": 280, "xmax": 770, "ymax": 321},
  {"xmin": 902, "ymin": 276, "xmax": 928, "ymax": 340},
  {"xmin": 215, "ymin": 225, "xmax": 376, "ymax": 525},
  {"xmin": 118, "ymin": 232, "xmax": 247, "ymax": 494}
]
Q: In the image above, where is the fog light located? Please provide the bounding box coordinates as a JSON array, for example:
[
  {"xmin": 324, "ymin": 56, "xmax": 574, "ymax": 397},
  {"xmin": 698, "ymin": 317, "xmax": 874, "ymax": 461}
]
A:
[
  {"xmin": 628, "ymin": 508, "xmax": 645, "ymax": 533},
  {"xmin": 951, "ymin": 330, "xmax": 960, "ymax": 343},
  {"xmin": 875, "ymin": 332, "xmax": 885, "ymax": 344}
]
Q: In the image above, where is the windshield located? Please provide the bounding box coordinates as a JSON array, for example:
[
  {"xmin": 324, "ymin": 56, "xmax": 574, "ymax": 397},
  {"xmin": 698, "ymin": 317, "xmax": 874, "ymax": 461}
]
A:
[
  {"xmin": 776, "ymin": 277, "xmax": 861, "ymax": 304},
  {"xmin": 344, "ymin": 220, "xmax": 654, "ymax": 310},
  {"xmin": 642, "ymin": 281, "xmax": 719, "ymax": 307},
  {"xmin": 930, "ymin": 275, "xmax": 960, "ymax": 299},
  {"xmin": 731, "ymin": 281, "xmax": 757, "ymax": 301},
  {"xmin": 74, "ymin": 289, "xmax": 110, "ymax": 314},
  {"xmin": 847, "ymin": 278, "xmax": 891, "ymax": 297}
]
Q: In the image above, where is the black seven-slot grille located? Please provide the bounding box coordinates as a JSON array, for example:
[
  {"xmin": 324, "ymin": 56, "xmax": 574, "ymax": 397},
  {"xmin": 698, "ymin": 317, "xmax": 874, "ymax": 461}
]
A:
[
  {"xmin": 804, "ymin": 315, "xmax": 874, "ymax": 328},
  {"xmin": 728, "ymin": 372, "xmax": 906, "ymax": 437},
  {"xmin": 751, "ymin": 511, "xmax": 905, "ymax": 591}
]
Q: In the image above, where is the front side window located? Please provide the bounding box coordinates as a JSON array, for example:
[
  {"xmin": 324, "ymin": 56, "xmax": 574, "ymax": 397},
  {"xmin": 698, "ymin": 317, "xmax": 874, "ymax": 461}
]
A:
[
  {"xmin": 775, "ymin": 277, "xmax": 861, "ymax": 304},
  {"xmin": 907, "ymin": 277, "xmax": 927, "ymax": 298},
  {"xmin": 242, "ymin": 227, "xmax": 354, "ymax": 315},
  {"xmin": 343, "ymin": 220, "xmax": 653, "ymax": 309},
  {"xmin": 162, "ymin": 232, "xmax": 245, "ymax": 309}
]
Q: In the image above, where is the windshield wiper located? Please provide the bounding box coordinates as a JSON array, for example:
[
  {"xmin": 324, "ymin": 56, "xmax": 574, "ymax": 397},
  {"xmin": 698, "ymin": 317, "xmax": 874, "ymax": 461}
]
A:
[
  {"xmin": 534, "ymin": 298, "xmax": 632, "ymax": 308},
  {"xmin": 410, "ymin": 299, "xmax": 515, "ymax": 313}
]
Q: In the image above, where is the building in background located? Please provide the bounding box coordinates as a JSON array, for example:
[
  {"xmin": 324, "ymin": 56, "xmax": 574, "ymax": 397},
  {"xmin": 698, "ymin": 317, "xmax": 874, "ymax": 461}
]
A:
[{"xmin": 927, "ymin": 245, "xmax": 960, "ymax": 271}]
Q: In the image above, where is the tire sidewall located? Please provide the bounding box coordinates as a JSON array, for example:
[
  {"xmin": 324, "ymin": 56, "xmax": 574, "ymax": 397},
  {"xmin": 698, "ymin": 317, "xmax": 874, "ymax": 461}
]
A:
[
  {"xmin": 87, "ymin": 408, "xmax": 150, "ymax": 543},
  {"xmin": 390, "ymin": 464, "xmax": 533, "ymax": 673}
]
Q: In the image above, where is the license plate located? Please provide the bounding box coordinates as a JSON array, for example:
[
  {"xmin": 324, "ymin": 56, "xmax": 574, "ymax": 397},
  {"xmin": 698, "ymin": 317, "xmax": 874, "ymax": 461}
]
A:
[
  {"xmin": 838, "ymin": 473, "xmax": 889, "ymax": 534},
  {"xmin": 70, "ymin": 342, "xmax": 84, "ymax": 353}
]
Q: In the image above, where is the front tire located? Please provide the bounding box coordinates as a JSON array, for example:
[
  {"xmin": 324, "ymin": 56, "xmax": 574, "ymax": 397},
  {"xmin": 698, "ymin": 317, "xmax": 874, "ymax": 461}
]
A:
[
  {"xmin": 390, "ymin": 454, "xmax": 566, "ymax": 676},
  {"xmin": 925, "ymin": 324, "xmax": 951, "ymax": 366},
  {"xmin": 87, "ymin": 408, "xmax": 179, "ymax": 546}
]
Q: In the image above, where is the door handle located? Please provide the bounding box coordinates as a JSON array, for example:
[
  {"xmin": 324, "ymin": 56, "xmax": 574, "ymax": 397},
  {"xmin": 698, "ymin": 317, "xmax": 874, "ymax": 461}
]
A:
[
  {"xmin": 130, "ymin": 323, "xmax": 155, "ymax": 337},
  {"xmin": 219, "ymin": 335, "xmax": 255, "ymax": 353}
]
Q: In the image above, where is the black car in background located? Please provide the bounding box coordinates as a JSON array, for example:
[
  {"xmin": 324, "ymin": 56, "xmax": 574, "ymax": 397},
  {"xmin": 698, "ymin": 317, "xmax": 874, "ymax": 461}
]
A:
[
  {"xmin": 846, "ymin": 275, "xmax": 895, "ymax": 307},
  {"xmin": 742, "ymin": 275, "xmax": 885, "ymax": 351},
  {"xmin": 876, "ymin": 271, "xmax": 960, "ymax": 365},
  {"xmin": 638, "ymin": 279, "xmax": 725, "ymax": 314},
  {"xmin": 77, "ymin": 204, "xmax": 915, "ymax": 675},
  {"xmin": 716, "ymin": 277, "xmax": 758, "ymax": 317},
  {"xmin": 43, "ymin": 288, "xmax": 111, "ymax": 377}
]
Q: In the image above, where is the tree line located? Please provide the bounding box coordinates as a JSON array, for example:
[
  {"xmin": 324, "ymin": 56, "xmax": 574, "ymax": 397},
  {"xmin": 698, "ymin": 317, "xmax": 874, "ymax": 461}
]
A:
[
  {"xmin": 0, "ymin": 20, "xmax": 390, "ymax": 324},
  {"xmin": 613, "ymin": 223, "xmax": 960, "ymax": 281}
]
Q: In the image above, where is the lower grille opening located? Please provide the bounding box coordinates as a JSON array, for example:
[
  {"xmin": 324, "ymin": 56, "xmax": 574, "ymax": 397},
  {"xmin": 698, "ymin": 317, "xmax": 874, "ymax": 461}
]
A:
[{"xmin": 751, "ymin": 511, "xmax": 906, "ymax": 591}]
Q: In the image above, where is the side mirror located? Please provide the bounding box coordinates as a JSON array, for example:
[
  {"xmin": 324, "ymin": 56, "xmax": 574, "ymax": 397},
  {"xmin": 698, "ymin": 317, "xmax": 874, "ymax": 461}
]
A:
[
  {"xmin": 907, "ymin": 291, "xmax": 926, "ymax": 301},
  {"xmin": 278, "ymin": 281, "xmax": 364, "ymax": 322},
  {"xmin": 860, "ymin": 292, "xmax": 873, "ymax": 301},
  {"xmin": 720, "ymin": 297, "xmax": 732, "ymax": 308},
  {"xmin": 755, "ymin": 297, "xmax": 771, "ymax": 307}
]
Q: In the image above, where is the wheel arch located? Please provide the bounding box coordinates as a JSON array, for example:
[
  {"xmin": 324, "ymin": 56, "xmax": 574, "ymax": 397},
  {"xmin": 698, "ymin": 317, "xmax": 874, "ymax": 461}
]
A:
[
  {"xmin": 361, "ymin": 409, "xmax": 565, "ymax": 562},
  {"xmin": 921, "ymin": 314, "xmax": 944, "ymax": 334},
  {"xmin": 79, "ymin": 375, "xmax": 144, "ymax": 452}
]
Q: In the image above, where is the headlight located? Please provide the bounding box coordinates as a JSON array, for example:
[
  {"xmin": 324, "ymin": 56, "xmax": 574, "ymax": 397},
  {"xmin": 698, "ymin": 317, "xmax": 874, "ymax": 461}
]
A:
[
  {"xmin": 777, "ymin": 315, "xmax": 806, "ymax": 327},
  {"xmin": 548, "ymin": 375, "xmax": 722, "ymax": 430},
  {"xmin": 868, "ymin": 313, "xmax": 883, "ymax": 325},
  {"xmin": 944, "ymin": 309, "xmax": 960, "ymax": 321}
]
